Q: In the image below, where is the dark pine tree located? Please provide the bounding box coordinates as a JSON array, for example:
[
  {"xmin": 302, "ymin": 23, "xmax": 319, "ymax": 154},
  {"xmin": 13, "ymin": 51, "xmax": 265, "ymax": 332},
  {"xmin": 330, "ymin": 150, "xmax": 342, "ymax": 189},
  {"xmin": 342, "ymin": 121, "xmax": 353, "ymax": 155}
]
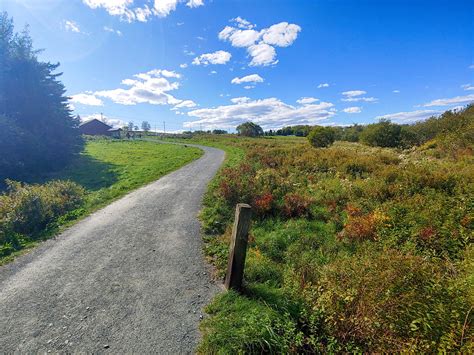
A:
[{"xmin": 0, "ymin": 12, "xmax": 83, "ymax": 182}]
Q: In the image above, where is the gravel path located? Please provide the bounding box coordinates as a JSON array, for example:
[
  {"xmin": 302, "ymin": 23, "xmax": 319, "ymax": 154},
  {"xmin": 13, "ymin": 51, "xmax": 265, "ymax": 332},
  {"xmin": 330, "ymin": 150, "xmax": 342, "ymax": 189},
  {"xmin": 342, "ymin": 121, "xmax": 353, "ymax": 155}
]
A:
[{"xmin": 0, "ymin": 144, "xmax": 225, "ymax": 353}]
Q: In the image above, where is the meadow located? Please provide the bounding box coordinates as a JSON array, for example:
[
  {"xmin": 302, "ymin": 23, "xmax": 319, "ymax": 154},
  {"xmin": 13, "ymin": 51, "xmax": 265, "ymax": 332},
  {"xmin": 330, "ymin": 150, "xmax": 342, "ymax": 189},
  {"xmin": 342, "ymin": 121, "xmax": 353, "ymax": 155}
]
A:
[
  {"xmin": 0, "ymin": 138, "xmax": 202, "ymax": 263},
  {"xmin": 177, "ymin": 109, "xmax": 473, "ymax": 352}
]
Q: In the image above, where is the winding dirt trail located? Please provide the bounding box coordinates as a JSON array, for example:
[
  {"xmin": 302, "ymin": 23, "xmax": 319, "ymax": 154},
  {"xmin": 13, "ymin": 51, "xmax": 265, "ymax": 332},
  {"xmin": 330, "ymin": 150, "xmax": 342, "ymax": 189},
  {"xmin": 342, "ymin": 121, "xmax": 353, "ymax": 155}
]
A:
[{"xmin": 0, "ymin": 144, "xmax": 224, "ymax": 353}]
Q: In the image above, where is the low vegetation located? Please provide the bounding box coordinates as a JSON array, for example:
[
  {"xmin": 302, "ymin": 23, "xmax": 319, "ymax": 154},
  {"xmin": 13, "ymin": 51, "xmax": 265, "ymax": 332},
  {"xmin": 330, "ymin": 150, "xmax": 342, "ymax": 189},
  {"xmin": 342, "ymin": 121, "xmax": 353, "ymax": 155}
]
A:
[
  {"xmin": 194, "ymin": 106, "xmax": 473, "ymax": 353},
  {"xmin": 0, "ymin": 138, "xmax": 202, "ymax": 262}
]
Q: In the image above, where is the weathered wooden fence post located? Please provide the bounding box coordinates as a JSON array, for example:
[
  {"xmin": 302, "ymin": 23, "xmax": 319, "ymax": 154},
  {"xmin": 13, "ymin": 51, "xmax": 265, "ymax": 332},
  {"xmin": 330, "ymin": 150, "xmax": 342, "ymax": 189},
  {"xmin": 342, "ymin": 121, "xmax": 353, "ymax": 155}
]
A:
[{"xmin": 224, "ymin": 203, "xmax": 252, "ymax": 291}]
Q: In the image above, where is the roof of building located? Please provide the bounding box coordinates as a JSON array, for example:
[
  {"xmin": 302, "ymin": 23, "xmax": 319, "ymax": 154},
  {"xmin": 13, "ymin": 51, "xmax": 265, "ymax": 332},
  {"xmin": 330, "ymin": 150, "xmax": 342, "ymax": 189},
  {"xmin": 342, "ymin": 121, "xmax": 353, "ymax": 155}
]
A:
[{"xmin": 79, "ymin": 118, "xmax": 112, "ymax": 129}]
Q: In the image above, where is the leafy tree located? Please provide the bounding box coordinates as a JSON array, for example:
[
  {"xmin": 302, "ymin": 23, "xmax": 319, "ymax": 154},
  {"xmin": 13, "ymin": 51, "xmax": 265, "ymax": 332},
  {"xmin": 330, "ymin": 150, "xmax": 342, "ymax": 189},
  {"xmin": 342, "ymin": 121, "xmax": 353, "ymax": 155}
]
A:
[
  {"xmin": 236, "ymin": 122, "xmax": 264, "ymax": 137},
  {"xmin": 0, "ymin": 12, "xmax": 82, "ymax": 182},
  {"xmin": 128, "ymin": 121, "xmax": 134, "ymax": 131},
  {"xmin": 307, "ymin": 126, "xmax": 336, "ymax": 148},
  {"xmin": 360, "ymin": 119, "xmax": 402, "ymax": 147},
  {"xmin": 141, "ymin": 121, "xmax": 151, "ymax": 132}
]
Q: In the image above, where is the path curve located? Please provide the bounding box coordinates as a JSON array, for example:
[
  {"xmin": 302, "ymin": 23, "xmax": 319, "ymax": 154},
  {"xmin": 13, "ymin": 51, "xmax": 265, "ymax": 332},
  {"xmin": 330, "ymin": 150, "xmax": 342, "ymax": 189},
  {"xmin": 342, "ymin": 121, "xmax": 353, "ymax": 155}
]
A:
[{"xmin": 0, "ymin": 143, "xmax": 225, "ymax": 353}]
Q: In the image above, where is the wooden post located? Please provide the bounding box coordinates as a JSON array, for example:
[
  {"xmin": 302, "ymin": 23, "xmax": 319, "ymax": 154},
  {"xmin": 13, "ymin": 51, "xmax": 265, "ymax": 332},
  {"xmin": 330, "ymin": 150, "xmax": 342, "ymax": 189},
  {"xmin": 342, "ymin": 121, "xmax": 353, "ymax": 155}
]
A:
[{"xmin": 224, "ymin": 203, "xmax": 252, "ymax": 291}]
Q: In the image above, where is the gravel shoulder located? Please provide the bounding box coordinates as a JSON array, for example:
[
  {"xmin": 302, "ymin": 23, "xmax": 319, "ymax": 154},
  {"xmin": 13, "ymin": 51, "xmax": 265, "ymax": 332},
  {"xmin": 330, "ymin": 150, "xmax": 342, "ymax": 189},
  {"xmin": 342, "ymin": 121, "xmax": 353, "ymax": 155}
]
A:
[{"xmin": 0, "ymin": 144, "xmax": 225, "ymax": 353}]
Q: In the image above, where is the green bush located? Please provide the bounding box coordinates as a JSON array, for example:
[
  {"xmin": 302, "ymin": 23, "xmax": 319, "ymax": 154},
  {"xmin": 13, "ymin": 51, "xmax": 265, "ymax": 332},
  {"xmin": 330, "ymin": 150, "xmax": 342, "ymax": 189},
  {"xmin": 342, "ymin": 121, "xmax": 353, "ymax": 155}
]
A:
[
  {"xmin": 0, "ymin": 180, "xmax": 85, "ymax": 257},
  {"xmin": 303, "ymin": 249, "xmax": 471, "ymax": 352},
  {"xmin": 360, "ymin": 119, "xmax": 402, "ymax": 147},
  {"xmin": 307, "ymin": 126, "xmax": 336, "ymax": 148}
]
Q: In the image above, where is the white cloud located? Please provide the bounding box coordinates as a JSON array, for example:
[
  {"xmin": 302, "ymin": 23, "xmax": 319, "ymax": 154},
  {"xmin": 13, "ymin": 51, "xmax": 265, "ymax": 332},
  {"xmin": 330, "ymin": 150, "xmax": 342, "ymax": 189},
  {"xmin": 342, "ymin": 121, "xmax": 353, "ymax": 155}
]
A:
[
  {"xmin": 375, "ymin": 109, "xmax": 440, "ymax": 123},
  {"xmin": 342, "ymin": 97, "xmax": 378, "ymax": 102},
  {"xmin": 76, "ymin": 68, "xmax": 192, "ymax": 107},
  {"xmin": 64, "ymin": 20, "xmax": 81, "ymax": 33},
  {"xmin": 343, "ymin": 106, "xmax": 362, "ymax": 113},
  {"xmin": 174, "ymin": 100, "xmax": 197, "ymax": 108},
  {"xmin": 232, "ymin": 17, "xmax": 256, "ymax": 30},
  {"xmin": 179, "ymin": 63, "xmax": 188, "ymax": 68},
  {"xmin": 184, "ymin": 98, "xmax": 335, "ymax": 130},
  {"xmin": 341, "ymin": 90, "xmax": 377, "ymax": 102},
  {"xmin": 103, "ymin": 26, "xmax": 122, "ymax": 36},
  {"xmin": 219, "ymin": 19, "xmax": 301, "ymax": 67},
  {"xmin": 423, "ymin": 94, "xmax": 474, "ymax": 107},
  {"xmin": 342, "ymin": 90, "xmax": 366, "ymax": 97},
  {"xmin": 243, "ymin": 85, "xmax": 254, "ymax": 90},
  {"xmin": 192, "ymin": 50, "xmax": 232, "ymax": 65},
  {"xmin": 82, "ymin": 0, "xmax": 204, "ymax": 22},
  {"xmin": 393, "ymin": 89, "xmax": 400, "ymax": 93},
  {"xmin": 317, "ymin": 83, "xmax": 329, "ymax": 88},
  {"xmin": 231, "ymin": 74, "xmax": 264, "ymax": 85},
  {"xmin": 70, "ymin": 92, "xmax": 104, "ymax": 106},
  {"xmin": 230, "ymin": 97, "xmax": 250, "ymax": 104},
  {"xmin": 296, "ymin": 97, "xmax": 318, "ymax": 104},
  {"xmin": 186, "ymin": 0, "xmax": 204, "ymax": 8},
  {"xmin": 218, "ymin": 27, "xmax": 261, "ymax": 47},
  {"xmin": 261, "ymin": 22, "xmax": 301, "ymax": 47},
  {"xmin": 469, "ymin": 64, "xmax": 474, "ymax": 69},
  {"xmin": 247, "ymin": 43, "xmax": 278, "ymax": 66},
  {"xmin": 461, "ymin": 84, "xmax": 474, "ymax": 91}
]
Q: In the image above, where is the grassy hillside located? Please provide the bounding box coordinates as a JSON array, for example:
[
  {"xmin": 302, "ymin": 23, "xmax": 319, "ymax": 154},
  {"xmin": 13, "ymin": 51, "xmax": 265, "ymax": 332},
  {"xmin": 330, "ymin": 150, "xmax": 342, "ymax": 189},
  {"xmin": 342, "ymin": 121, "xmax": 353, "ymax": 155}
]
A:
[
  {"xmin": 0, "ymin": 139, "xmax": 202, "ymax": 263},
  {"xmin": 188, "ymin": 109, "xmax": 473, "ymax": 352}
]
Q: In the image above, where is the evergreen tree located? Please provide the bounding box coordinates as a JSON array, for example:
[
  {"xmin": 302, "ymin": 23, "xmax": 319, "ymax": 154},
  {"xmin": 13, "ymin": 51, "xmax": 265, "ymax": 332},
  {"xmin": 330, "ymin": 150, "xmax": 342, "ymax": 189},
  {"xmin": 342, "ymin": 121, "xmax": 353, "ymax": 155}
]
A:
[{"xmin": 0, "ymin": 12, "xmax": 83, "ymax": 181}]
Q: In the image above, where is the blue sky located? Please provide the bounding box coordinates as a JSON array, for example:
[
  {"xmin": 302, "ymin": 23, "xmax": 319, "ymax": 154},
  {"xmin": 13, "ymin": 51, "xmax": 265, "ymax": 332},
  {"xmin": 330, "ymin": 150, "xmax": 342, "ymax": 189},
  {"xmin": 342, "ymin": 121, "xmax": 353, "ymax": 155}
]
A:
[{"xmin": 2, "ymin": 0, "xmax": 474, "ymax": 132}]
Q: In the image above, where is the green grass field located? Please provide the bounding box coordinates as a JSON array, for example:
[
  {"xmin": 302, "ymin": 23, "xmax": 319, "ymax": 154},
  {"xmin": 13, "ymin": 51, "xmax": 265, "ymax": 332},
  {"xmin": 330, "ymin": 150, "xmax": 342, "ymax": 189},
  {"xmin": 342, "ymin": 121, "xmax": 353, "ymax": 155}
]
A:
[
  {"xmin": 0, "ymin": 138, "xmax": 203, "ymax": 264},
  {"xmin": 52, "ymin": 139, "xmax": 203, "ymax": 210}
]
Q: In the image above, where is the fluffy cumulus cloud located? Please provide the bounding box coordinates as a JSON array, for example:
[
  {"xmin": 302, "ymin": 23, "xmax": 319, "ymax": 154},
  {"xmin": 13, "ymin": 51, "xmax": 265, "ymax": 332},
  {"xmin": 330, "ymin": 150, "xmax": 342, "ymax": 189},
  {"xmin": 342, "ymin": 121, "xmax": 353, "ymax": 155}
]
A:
[
  {"xmin": 70, "ymin": 92, "xmax": 103, "ymax": 106},
  {"xmin": 317, "ymin": 83, "xmax": 329, "ymax": 88},
  {"xmin": 72, "ymin": 69, "xmax": 194, "ymax": 108},
  {"xmin": 231, "ymin": 74, "xmax": 264, "ymax": 85},
  {"xmin": 423, "ymin": 94, "xmax": 474, "ymax": 107},
  {"xmin": 341, "ymin": 90, "xmax": 378, "ymax": 102},
  {"xmin": 63, "ymin": 20, "xmax": 82, "ymax": 33},
  {"xmin": 82, "ymin": 0, "xmax": 204, "ymax": 22},
  {"xmin": 376, "ymin": 109, "xmax": 440, "ymax": 123},
  {"xmin": 343, "ymin": 106, "xmax": 362, "ymax": 113},
  {"xmin": 218, "ymin": 17, "xmax": 301, "ymax": 66},
  {"xmin": 184, "ymin": 98, "xmax": 335, "ymax": 130},
  {"xmin": 192, "ymin": 50, "xmax": 232, "ymax": 65},
  {"xmin": 296, "ymin": 97, "xmax": 318, "ymax": 104},
  {"xmin": 461, "ymin": 84, "xmax": 474, "ymax": 91}
]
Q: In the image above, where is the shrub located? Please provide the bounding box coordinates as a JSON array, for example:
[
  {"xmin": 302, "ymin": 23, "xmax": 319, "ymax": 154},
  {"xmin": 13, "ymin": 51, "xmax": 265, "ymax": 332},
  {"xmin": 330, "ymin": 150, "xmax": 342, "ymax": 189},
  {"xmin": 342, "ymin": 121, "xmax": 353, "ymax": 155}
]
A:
[
  {"xmin": 360, "ymin": 119, "xmax": 402, "ymax": 148},
  {"xmin": 307, "ymin": 250, "xmax": 471, "ymax": 352},
  {"xmin": 307, "ymin": 126, "xmax": 336, "ymax": 148},
  {"xmin": 0, "ymin": 180, "xmax": 85, "ymax": 257}
]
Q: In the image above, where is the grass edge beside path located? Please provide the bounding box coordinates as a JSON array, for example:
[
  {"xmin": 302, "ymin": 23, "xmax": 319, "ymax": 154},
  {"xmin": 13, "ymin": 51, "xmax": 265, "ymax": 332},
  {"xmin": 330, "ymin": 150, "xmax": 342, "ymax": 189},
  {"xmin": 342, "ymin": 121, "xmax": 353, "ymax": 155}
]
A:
[{"xmin": 0, "ymin": 139, "xmax": 203, "ymax": 265}]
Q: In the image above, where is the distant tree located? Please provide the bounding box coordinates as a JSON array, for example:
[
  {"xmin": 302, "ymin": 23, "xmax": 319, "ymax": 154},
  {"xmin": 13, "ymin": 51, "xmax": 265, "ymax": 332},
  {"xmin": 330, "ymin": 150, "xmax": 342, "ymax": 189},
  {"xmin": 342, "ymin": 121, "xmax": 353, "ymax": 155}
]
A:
[
  {"xmin": 212, "ymin": 129, "xmax": 227, "ymax": 134},
  {"xmin": 134, "ymin": 125, "xmax": 139, "ymax": 131},
  {"xmin": 236, "ymin": 122, "xmax": 264, "ymax": 137},
  {"xmin": 360, "ymin": 119, "xmax": 402, "ymax": 148},
  {"xmin": 128, "ymin": 121, "xmax": 134, "ymax": 131},
  {"xmin": 141, "ymin": 121, "xmax": 151, "ymax": 132},
  {"xmin": 307, "ymin": 126, "xmax": 336, "ymax": 148},
  {"xmin": 0, "ymin": 12, "xmax": 83, "ymax": 181}
]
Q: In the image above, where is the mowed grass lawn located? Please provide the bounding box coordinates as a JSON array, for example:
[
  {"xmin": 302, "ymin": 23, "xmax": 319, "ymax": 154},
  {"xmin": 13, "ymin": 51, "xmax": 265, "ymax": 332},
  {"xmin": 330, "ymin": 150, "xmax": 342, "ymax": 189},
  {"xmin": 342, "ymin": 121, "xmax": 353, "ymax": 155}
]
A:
[
  {"xmin": 0, "ymin": 139, "xmax": 202, "ymax": 264},
  {"xmin": 52, "ymin": 138, "xmax": 203, "ymax": 212}
]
